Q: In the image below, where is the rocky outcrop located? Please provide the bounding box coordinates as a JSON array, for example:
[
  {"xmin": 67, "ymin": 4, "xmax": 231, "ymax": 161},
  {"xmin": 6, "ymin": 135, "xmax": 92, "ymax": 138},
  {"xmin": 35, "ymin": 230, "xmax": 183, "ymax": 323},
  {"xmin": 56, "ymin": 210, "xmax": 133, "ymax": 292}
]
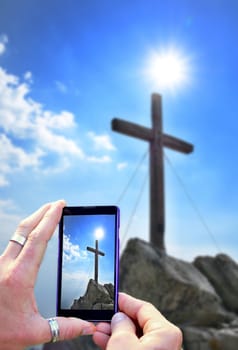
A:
[
  {"xmin": 119, "ymin": 239, "xmax": 238, "ymax": 349},
  {"xmin": 71, "ymin": 279, "xmax": 114, "ymax": 310},
  {"xmin": 183, "ymin": 320, "xmax": 238, "ymax": 350},
  {"xmin": 194, "ymin": 254, "xmax": 238, "ymax": 313},
  {"xmin": 120, "ymin": 239, "xmax": 235, "ymax": 327},
  {"xmin": 44, "ymin": 238, "xmax": 238, "ymax": 350}
]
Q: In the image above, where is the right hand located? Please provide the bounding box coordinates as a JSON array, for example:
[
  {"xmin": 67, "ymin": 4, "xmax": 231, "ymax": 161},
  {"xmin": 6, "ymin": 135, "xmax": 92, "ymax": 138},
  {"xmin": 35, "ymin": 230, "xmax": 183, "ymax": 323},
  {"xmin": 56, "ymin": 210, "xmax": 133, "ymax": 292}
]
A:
[{"xmin": 93, "ymin": 292, "xmax": 183, "ymax": 350}]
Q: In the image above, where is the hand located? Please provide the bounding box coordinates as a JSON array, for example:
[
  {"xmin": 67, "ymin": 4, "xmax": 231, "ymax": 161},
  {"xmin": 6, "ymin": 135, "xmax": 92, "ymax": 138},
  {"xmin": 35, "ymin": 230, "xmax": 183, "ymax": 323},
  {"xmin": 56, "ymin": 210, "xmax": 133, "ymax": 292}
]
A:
[
  {"xmin": 93, "ymin": 293, "xmax": 182, "ymax": 350},
  {"xmin": 0, "ymin": 200, "xmax": 95, "ymax": 350}
]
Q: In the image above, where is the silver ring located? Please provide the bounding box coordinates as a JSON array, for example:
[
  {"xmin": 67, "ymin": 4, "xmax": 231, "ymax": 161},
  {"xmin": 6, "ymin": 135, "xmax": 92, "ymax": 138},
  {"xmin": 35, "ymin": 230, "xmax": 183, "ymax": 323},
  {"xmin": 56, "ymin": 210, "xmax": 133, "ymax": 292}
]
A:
[
  {"xmin": 47, "ymin": 318, "xmax": 60, "ymax": 343},
  {"xmin": 10, "ymin": 233, "xmax": 27, "ymax": 247}
]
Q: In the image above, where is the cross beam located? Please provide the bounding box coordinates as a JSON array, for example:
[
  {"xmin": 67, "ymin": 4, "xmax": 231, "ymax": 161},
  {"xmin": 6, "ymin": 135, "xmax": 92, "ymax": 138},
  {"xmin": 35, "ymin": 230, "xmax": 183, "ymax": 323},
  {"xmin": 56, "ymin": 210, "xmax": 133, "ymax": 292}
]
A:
[
  {"xmin": 87, "ymin": 240, "xmax": 105, "ymax": 284},
  {"xmin": 112, "ymin": 93, "xmax": 194, "ymax": 251}
]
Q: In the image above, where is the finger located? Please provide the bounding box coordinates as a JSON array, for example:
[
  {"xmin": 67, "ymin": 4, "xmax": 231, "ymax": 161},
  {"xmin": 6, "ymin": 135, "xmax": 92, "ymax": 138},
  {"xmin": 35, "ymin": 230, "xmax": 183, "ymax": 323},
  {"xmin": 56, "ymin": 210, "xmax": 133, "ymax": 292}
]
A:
[
  {"xmin": 17, "ymin": 200, "xmax": 66, "ymax": 283},
  {"xmin": 119, "ymin": 293, "xmax": 183, "ymax": 349},
  {"xmin": 106, "ymin": 312, "xmax": 138, "ymax": 350},
  {"xmin": 93, "ymin": 322, "xmax": 111, "ymax": 349},
  {"xmin": 95, "ymin": 322, "xmax": 111, "ymax": 334},
  {"xmin": 140, "ymin": 323, "xmax": 183, "ymax": 350},
  {"xmin": 35, "ymin": 317, "xmax": 95, "ymax": 345},
  {"xmin": 3, "ymin": 203, "xmax": 52, "ymax": 260},
  {"xmin": 12, "ymin": 315, "xmax": 95, "ymax": 348},
  {"xmin": 93, "ymin": 331, "xmax": 110, "ymax": 350},
  {"xmin": 119, "ymin": 292, "xmax": 167, "ymax": 328},
  {"xmin": 55, "ymin": 317, "xmax": 95, "ymax": 341}
]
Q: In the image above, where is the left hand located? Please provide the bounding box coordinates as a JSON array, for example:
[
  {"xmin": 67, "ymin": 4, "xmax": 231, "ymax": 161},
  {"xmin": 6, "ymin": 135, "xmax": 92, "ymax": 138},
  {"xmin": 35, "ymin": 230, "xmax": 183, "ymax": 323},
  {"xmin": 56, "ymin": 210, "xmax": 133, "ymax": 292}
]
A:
[{"xmin": 0, "ymin": 200, "xmax": 95, "ymax": 350}]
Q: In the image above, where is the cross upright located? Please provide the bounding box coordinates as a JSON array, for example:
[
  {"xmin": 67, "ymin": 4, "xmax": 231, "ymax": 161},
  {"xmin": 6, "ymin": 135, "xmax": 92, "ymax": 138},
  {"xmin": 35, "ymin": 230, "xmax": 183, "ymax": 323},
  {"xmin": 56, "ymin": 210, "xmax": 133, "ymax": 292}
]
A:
[
  {"xmin": 87, "ymin": 240, "xmax": 105, "ymax": 284},
  {"xmin": 112, "ymin": 93, "xmax": 194, "ymax": 252}
]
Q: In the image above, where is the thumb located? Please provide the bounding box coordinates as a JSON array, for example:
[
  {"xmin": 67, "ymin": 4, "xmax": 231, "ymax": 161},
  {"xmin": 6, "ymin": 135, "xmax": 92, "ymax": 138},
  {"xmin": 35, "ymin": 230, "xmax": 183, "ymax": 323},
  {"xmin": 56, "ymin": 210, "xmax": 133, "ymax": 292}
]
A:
[
  {"xmin": 108, "ymin": 312, "xmax": 138, "ymax": 350},
  {"xmin": 111, "ymin": 312, "xmax": 136, "ymax": 333}
]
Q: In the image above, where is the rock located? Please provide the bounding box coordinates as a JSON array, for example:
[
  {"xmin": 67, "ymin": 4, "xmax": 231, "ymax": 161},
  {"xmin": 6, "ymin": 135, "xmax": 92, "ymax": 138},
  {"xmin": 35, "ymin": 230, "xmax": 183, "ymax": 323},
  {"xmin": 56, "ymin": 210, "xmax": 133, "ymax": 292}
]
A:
[
  {"xmin": 182, "ymin": 322, "xmax": 238, "ymax": 350},
  {"xmin": 194, "ymin": 254, "xmax": 238, "ymax": 313},
  {"xmin": 43, "ymin": 335, "xmax": 99, "ymax": 350},
  {"xmin": 104, "ymin": 283, "xmax": 114, "ymax": 299},
  {"xmin": 71, "ymin": 279, "xmax": 114, "ymax": 310},
  {"xmin": 120, "ymin": 238, "xmax": 234, "ymax": 326}
]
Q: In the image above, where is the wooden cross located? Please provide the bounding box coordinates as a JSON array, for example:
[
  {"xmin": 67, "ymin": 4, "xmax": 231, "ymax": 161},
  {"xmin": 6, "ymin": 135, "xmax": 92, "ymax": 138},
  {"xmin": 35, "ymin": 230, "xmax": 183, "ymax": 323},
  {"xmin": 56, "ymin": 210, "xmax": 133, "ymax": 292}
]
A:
[
  {"xmin": 112, "ymin": 93, "xmax": 194, "ymax": 252},
  {"xmin": 87, "ymin": 240, "xmax": 105, "ymax": 284}
]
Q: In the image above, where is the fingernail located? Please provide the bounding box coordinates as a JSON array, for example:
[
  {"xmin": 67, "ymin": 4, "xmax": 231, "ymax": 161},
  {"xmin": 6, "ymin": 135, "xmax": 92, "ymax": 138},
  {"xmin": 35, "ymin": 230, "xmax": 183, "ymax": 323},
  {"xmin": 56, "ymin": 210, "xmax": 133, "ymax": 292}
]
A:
[
  {"xmin": 112, "ymin": 312, "xmax": 128, "ymax": 323},
  {"xmin": 53, "ymin": 199, "xmax": 66, "ymax": 207},
  {"xmin": 57, "ymin": 199, "xmax": 66, "ymax": 205}
]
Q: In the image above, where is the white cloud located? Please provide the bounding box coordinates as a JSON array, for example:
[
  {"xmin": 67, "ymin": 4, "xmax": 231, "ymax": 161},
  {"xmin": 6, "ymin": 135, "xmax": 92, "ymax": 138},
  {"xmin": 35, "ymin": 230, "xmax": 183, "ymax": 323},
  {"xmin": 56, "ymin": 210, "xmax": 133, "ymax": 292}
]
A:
[
  {"xmin": 55, "ymin": 80, "xmax": 68, "ymax": 93},
  {"xmin": 0, "ymin": 199, "xmax": 22, "ymax": 249},
  {"xmin": 0, "ymin": 133, "xmax": 44, "ymax": 186},
  {"xmin": 23, "ymin": 71, "xmax": 33, "ymax": 83},
  {"xmin": 87, "ymin": 131, "xmax": 116, "ymax": 151},
  {"xmin": 0, "ymin": 34, "xmax": 8, "ymax": 56},
  {"xmin": 0, "ymin": 67, "xmax": 87, "ymax": 185},
  {"xmin": 36, "ymin": 126, "xmax": 84, "ymax": 156},
  {"xmin": 0, "ymin": 133, "xmax": 44, "ymax": 170},
  {"xmin": 87, "ymin": 155, "xmax": 112, "ymax": 163},
  {"xmin": 0, "ymin": 50, "xmax": 116, "ymax": 185},
  {"xmin": 37, "ymin": 110, "xmax": 76, "ymax": 129},
  {"xmin": 117, "ymin": 162, "xmax": 128, "ymax": 170},
  {"xmin": 86, "ymin": 131, "xmax": 116, "ymax": 163},
  {"xmin": 63, "ymin": 233, "xmax": 88, "ymax": 264},
  {"xmin": 0, "ymin": 174, "xmax": 9, "ymax": 187},
  {"xmin": 0, "ymin": 68, "xmax": 81, "ymax": 145}
]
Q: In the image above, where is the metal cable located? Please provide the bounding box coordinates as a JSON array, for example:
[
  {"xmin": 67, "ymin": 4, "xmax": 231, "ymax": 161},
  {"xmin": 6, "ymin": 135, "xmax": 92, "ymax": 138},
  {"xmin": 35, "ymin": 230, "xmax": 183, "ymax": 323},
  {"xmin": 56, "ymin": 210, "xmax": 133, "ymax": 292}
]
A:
[{"xmin": 164, "ymin": 151, "xmax": 221, "ymax": 253}]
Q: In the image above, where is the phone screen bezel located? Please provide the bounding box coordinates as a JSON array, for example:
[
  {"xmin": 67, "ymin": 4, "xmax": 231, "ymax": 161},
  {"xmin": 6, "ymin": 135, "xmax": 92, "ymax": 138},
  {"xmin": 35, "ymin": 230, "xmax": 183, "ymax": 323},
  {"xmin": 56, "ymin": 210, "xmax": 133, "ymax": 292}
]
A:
[{"xmin": 56, "ymin": 205, "xmax": 119, "ymax": 322}]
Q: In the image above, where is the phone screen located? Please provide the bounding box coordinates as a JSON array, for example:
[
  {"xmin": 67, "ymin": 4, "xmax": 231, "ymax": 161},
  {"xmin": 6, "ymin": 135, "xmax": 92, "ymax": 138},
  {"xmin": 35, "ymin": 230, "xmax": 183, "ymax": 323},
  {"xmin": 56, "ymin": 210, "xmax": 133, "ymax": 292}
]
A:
[{"xmin": 57, "ymin": 206, "xmax": 120, "ymax": 322}]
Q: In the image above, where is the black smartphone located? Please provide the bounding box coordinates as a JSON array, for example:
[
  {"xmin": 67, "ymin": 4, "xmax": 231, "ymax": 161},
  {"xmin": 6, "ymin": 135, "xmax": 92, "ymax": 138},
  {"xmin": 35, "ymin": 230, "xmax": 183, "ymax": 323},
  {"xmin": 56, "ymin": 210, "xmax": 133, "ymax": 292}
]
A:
[{"xmin": 57, "ymin": 206, "xmax": 120, "ymax": 322}]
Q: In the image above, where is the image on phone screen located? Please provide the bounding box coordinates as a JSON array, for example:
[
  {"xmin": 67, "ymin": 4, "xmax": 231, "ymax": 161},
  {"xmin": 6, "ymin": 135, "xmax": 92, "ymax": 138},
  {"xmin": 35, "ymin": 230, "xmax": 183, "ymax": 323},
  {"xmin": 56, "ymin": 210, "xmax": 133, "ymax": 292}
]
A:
[{"xmin": 57, "ymin": 206, "xmax": 119, "ymax": 321}]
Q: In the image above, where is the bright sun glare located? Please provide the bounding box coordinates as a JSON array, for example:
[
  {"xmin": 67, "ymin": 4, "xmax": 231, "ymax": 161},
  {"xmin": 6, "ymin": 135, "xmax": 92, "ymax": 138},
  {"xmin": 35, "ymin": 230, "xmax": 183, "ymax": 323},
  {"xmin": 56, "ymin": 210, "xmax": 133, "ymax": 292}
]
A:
[
  {"xmin": 144, "ymin": 48, "xmax": 190, "ymax": 92},
  {"xmin": 94, "ymin": 227, "xmax": 105, "ymax": 240}
]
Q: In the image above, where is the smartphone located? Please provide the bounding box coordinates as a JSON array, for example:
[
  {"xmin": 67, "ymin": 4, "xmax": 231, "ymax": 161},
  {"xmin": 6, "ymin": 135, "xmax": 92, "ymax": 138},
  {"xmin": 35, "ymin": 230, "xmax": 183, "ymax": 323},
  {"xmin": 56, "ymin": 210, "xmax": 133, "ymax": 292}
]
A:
[{"xmin": 57, "ymin": 206, "xmax": 120, "ymax": 322}]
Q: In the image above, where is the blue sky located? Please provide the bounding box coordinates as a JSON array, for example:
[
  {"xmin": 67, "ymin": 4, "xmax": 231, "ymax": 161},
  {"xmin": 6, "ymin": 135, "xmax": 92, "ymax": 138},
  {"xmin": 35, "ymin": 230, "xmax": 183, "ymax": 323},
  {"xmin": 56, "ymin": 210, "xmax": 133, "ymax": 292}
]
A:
[
  {"xmin": 0, "ymin": 0, "xmax": 238, "ymax": 317},
  {"xmin": 61, "ymin": 214, "xmax": 116, "ymax": 308}
]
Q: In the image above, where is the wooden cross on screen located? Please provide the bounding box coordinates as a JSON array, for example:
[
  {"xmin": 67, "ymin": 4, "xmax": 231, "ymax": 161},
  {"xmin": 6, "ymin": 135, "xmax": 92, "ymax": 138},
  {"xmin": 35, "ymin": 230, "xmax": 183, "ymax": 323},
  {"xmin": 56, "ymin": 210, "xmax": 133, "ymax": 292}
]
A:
[
  {"xmin": 87, "ymin": 240, "xmax": 105, "ymax": 284},
  {"xmin": 112, "ymin": 93, "xmax": 194, "ymax": 252}
]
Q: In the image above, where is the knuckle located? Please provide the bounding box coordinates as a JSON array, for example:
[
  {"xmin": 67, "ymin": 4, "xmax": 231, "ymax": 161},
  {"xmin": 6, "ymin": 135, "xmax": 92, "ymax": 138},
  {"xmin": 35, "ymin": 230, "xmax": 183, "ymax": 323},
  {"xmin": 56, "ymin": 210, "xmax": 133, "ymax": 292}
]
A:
[
  {"xmin": 163, "ymin": 324, "xmax": 183, "ymax": 347},
  {"xmin": 15, "ymin": 218, "xmax": 29, "ymax": 234},
  {"xmin": 3, "ymin": 266, "xmax": 20, "ymax": 288},
  {"xmin": 174, "ymin": 325, "xmax": 183, "ymax": 344},
  {"xmin": 61, "ymin": 326, "xmax": 76, "ymax": 341},
  {"xmin": 28, "ymin": 229, "xmax": 49, "ymax": 247},
  {"xmin": 28, "ymin": 229, "xmax": 41, "ymax": 240}
]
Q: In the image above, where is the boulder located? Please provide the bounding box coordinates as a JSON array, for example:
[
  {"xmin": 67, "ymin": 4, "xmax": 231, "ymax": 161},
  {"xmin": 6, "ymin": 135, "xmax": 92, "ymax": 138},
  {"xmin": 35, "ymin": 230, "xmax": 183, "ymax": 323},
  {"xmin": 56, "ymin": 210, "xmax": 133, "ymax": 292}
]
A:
[
  {"xmin": 194, "ymin": 254, "xmax": 238, "ymax": 313},
  {"xmin": 71, "ymin": 279, "xmax": 114, "ymax": 310},
  {"xmin": 183, "ymin": 320, "xmax": 238, "ymax": 350},
  {"xmin": 120, "ymin": 238, "xmax": 234, "ymax": 326},
  {"xmin": 43, "ymin": 336, "xmax": 99, "ymax": 350}
]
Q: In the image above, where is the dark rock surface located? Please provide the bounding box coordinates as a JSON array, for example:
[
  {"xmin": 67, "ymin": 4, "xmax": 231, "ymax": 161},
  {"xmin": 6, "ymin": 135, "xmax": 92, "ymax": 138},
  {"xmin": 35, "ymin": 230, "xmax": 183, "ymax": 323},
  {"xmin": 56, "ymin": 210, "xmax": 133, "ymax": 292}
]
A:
[
  {"xmin": 120, "ymin": 238, "xmax": 234, "ymax": 327},
  {"xmin": 183, "ymin": 319, "xmax": 238, "ymax": 350},
  {"xmin": 71, "ymin": 279, "xmax": 114, "ymax": 310},
  {"xmin": 194, "ymin": 254, "xmax": 238, "ymax": 313},
  {"xmin": 43, "ymin": 336, "xmax": 100, "ymax": 350}
]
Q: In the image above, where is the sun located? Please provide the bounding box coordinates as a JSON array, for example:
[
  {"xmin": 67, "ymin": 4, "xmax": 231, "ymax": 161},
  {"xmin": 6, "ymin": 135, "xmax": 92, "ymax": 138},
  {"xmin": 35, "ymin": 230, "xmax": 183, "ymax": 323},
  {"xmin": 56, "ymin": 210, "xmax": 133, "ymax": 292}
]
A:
[
  {"xmin": 144, "ymin": 47, "xmax": 190, "ymax": 92},
  {"xmin": 94, "ymin": 227, "xmax": 105, "ymax": 240}
]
